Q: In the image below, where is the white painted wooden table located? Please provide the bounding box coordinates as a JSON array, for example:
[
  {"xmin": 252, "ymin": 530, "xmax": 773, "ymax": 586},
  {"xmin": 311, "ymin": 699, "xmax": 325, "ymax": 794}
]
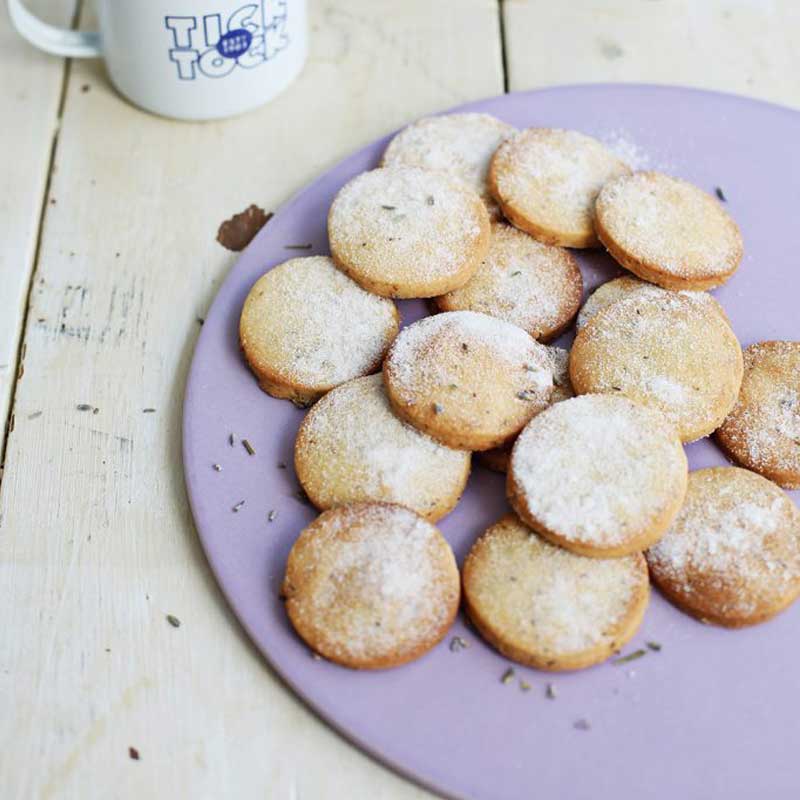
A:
[{"xmin": 1, "ymin": 2, "xmax": 798, "ymax": 797}]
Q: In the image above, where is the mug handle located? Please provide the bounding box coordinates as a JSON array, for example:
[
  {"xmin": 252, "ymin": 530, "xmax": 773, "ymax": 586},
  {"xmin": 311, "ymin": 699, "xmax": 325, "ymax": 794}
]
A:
[{"xmin": 7, "ymin": 0, "xmax": 101, "ymax": 57}]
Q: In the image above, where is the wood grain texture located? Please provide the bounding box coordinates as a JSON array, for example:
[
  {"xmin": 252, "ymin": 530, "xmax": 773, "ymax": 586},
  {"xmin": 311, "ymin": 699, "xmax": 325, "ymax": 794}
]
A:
[
  {"xmin": 503, "ymin": 0, "xmax": 800, "ymax": 107},
  {"xmin": 0, "ymin": 0, "xmax": 76, "ymax": 448},
  {"xmin": 0, "ymin": 1, "xmax": 502, "ymax": 798},
  {"xmin": 5, "ymin": 1, "xmax": 800, "ymax": 797}
]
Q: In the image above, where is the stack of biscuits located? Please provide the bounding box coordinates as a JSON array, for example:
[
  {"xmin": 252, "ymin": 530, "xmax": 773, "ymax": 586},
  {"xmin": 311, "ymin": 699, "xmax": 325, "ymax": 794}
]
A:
[{"xmin": 239, "ymin": 113, "xmax": 800, "ymax": 671}]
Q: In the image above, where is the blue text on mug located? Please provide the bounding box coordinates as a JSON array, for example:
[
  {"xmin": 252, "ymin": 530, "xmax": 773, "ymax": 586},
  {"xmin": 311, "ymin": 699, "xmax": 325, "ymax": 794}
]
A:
[{"xmin": 165, "ymin": 1, "xmax": 290, "ymax": 80}]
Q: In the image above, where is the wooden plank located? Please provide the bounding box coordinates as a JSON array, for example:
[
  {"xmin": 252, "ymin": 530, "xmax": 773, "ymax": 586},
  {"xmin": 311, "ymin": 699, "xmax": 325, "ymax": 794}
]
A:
[
  {"xmin": 0, "ymin": 2, "xmax": 503, "ymax": 798},
  {"xmin": 0, "ymin": 0, "xmax": 76, "ymax": 447},
  {"xmin": 503, "ymin": 0, "xmax": 800, "ymax": 107}
]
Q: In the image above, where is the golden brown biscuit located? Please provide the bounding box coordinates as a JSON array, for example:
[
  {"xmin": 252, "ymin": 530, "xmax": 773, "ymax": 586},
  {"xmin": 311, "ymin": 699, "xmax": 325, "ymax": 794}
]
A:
[
  {"xmin": 239, "ymin": 256, "xmax": 399, "ymax": 406},
  {"xmin": 576, "ymin": 275, "xmax": 729, "ymax": 331},
  {"xmin": 435, "ymin": 222, "xmax": 583, "ymax": 342},
  {"xmin": 380, "ymin": 112, "xmax": 515, "ymax": 216},
  {"xmin": 383, "ymin": 311, "xmax": 553, "ymax": 451},
  {"xmin": 479, "ymin": 345, "xmax": 573, "ymax": 473},
  {"xmin": 328, "ymin": 166, "xmax": 490, "ymax": 298},
  {"xmin": 646, "ymin": 467, "xmax": 800, "ymax": 627},
  {"xmin": 488, "ymin": 128, "xmax": 630, "ymax": 248},
  {"xmin": 570, "ymin": 290, "xmax": 743, "ymax": 442},
  {"xmin": 477, "ymin": 443, "xmax": 514, "ymax": 474},
  {"xmin": 295, "ymin": 374, "xmax": 471, "ymax": 521},
  {"xmin": 463, "ymin": 514, "xmax": 649, "ymax": 670},
  {"xmin": 595, "ymin": 171, "xmax": 743, "ymax": 290},
  {"xmin": 508, "ymin": 394, "xmax": 688, "ymax": 557},
  {"xmin": 716, "ymin": 341, "xmax": 800, "ymax": 489},
  {"xmin": 283, "ymin": 503, "xmax": 460, "ymax": 669}
]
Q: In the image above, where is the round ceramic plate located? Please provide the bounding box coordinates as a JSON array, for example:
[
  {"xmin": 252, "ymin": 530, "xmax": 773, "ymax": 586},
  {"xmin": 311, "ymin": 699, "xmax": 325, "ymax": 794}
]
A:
[{"xmin": 183, "ymin": 85, "xmax": 800, "ymax": 800}]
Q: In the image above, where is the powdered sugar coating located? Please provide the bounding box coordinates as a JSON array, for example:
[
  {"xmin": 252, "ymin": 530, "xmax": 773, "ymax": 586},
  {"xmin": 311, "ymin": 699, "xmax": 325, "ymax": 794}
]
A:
[
  {"xmin": 508, "ymin": 395, "xmax": 687, "ymax": 555},
  {"xmin": 570, "ymin": 290, "xmax": 743, "ymax": 442},
  {"xmin": 436, "ymin": 222, "xmax": 583, "ymax": 341},
  {"xmin": 381, "ymin": 113, "xmax": 516, "ymax": 211},
  {"xmin": 576, "ymin": 275, "xmax": 725, "ymax": 331},
  {"xmin": 295, "ymin": 374, "xmax": 470, "ymax": 521},
  {"xmin": 647, "ymin": 467, "xmax": 800, "ymax": 626},
  {"xmin": 489, "ymin": 128, "xmax": 631, "ymax": 248},
  {"xmin": 384, "ymin": 311, "xmax": 553, "ymax": 451},
  {"xmin": 328, "ymin": 166, "xmax": 490, "ymax": 298},
  {"xmin": 463, "ymin": 514, "xmax": 649, "ymax": 669},
  {"xmin": 595, "ymin": 171, "xmax": 743, "ymax": 290},
  {"xmin": 283, "ymin": 503, "xmax": 460, "ymax": 668},
  {"xmin": 716, "ymin": 341, "xmax": 800, "ymax": 489},
  {"xmin": 601, "ymin": 130, "xmax": 653, "ymax": 171},
  {"xmin": 239, "ymin": 256, "xmax": 399, "ymax": 403}
]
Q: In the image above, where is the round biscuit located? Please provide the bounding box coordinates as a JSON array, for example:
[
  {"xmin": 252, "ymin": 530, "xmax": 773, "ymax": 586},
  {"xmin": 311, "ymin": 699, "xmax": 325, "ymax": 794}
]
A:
[
  {"xmin": 328, "ymin": 166, "xmax": 490, "ymax": 298},
  {"xmin": 463, "ymin": 514, "xmax": 650, "ymax": 670},
  {"xmin": 239, "ymin": 256, "xmax": 399, "ymax": 406},
  {"xmin": 569, "ymin": 290, "xmax": 743, "ymax": 442},
  {"xmin": 508, "ymin": 394, "xmax": 688, "ymax": 557},
  {"xmin": 646, "ymin": 467, "xmax": 800, "ymax": 627},
  {"xmin": 595, "ymin": 171, "xmax": 743, "ymax": 290},
  {"xmin": 295, "ymin": 374, "xmax": 471, "ymax": 521},
  {"xmin": 283, "ymin": 503, "xmax": 460, "ymax": 669},
  {"xmin": 383, "ymin": 311, "xmax": 553, "ymax": 451}
]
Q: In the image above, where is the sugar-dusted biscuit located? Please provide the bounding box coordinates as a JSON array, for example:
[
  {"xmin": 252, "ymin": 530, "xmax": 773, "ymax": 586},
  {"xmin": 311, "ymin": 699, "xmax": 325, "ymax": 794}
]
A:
[
  {"xmin": 479, "ymin": 345, "xmax": 573, "ymax": 473},
  {"xmin": 570, "ymin": 290, "xmax": 743, "ymax": 442},
  {"xmin": 282, "ymin": 503, "xmax": 460, "ymax": 668},
  {"xmin": 595, "ymin": 171, "xmax": 743, "ymax": 290},
  {"xmin": 380, "ymin": 112, "xmax": 515, "ymax": 216},
  {"xmin": 508, "ymin": 394, "xmax": 687, "ymax": 557},
  {"xmin": 716, "ymin": 341, "xmax": 800, "ymax": 489},
  {"xmin": 328, "ymin": 166, "xmax": 490, "ymax": 298},
  {"xmin": 240, "ymin": 256, "xmax": 399, "ymax": 406},
  {"xmin": 488, "ymin": 128, "xmax": 630, "ymax": 248},
  {"xmin": 435, "ymin": 222, "xmax": 583, "ymax": 342},
  {"xmin": 295, "ymin": 374, "xmax": 471, "ymax": 521},
  {"xmin": 576, "ymin": 274, "xmax": 728, "ymax": 331},
  {"xmin": 463, "ymin": 514, "xmax": 649, "ymax": 670},
  {"xmin": 647, "ymin": 467, "xmax": 800, "ymax": 627},
  {"xmin": 383, "ymin": 311, "xmax": 553, "ymax": 451}
]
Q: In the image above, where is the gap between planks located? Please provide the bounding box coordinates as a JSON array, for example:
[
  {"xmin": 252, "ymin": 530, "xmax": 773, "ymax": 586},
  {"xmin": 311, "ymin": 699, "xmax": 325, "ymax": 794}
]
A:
[
  {"xmin": 498, "ymin": 0, "xmax": 510, "ymax": 94},
  {"xmin": 0, "ymin": 1, "xmax": 83, "ymax": 484}
]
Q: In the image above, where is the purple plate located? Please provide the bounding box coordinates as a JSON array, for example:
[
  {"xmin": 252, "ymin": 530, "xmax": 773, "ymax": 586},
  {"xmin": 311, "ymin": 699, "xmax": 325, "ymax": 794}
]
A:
[{"xmin": 183, "ymin": 85, "xmax": 800, "ymax": 800}]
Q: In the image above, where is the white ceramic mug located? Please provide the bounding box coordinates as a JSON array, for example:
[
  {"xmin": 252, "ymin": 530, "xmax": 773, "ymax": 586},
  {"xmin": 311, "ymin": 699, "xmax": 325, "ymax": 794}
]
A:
[{"xmin": 7, "ymin": 0, "xmax": 308, "ymax": 120}]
